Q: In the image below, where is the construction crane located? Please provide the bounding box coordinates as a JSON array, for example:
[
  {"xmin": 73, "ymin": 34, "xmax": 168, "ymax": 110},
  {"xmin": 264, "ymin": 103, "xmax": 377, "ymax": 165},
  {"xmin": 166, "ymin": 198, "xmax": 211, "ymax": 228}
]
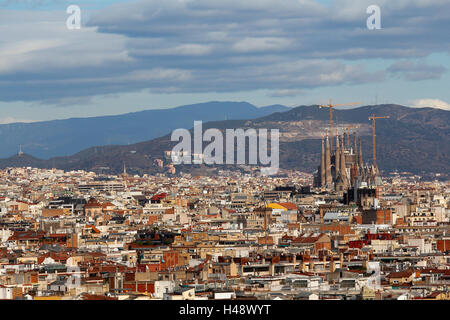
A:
[
  {"xmin": 368, "ymin": 113, "xmax": 390, "ymax": 169},
  {"xmin": 319, "ymin": 99, "xmax": 363, "ymax": 151}
]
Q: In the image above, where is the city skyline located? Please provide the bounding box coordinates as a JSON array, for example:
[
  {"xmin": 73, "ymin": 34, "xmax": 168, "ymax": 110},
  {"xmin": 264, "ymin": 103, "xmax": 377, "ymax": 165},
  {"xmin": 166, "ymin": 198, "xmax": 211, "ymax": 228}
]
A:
[{"xmin": 1, "ymin": 0, "xmax": 450, "ymax": 307}]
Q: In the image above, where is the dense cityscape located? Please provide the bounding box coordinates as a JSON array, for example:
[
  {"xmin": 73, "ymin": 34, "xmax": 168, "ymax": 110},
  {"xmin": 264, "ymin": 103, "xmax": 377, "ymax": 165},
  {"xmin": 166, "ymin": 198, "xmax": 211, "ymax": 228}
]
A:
[
  {"xmin": 1, "ymin": 0, "xmax": 449, "ymax": 310},
  {"xmin": 1, "ymin": 132, "xmax": 449, "ymax": 300}
]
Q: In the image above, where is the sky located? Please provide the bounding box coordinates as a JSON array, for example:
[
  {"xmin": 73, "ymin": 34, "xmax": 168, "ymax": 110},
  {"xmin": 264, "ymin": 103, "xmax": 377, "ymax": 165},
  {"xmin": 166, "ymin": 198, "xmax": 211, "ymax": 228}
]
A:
[{"xmin": 0, "ymin": 0, "xmax": 449, "ymax": 123}]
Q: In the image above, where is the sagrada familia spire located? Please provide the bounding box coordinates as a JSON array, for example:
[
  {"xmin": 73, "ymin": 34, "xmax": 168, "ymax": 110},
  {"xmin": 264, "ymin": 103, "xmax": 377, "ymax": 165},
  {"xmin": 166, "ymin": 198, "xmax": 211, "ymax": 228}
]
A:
[
  {"xmin": 314, "ymin": 131, "xmax": 379, "ymax": 192},
  {"xmin": 325, "ymin": 135, "xmax": 332, "ymax": 186}
]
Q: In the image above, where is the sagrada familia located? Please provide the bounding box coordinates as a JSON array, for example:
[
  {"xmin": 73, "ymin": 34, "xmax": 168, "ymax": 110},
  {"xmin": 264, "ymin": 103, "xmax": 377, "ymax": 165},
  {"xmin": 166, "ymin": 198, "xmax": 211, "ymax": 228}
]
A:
[{"xmin": 313, "ymin": 132, "xmax": 381, "ymax": 192}]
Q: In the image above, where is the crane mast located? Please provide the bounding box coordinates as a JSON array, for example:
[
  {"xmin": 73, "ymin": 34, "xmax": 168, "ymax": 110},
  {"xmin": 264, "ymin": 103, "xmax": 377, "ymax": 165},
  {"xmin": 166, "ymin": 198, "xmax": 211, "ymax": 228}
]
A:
[
  {"xmin": 319, "ymin": 99, "xmax": 362, "ymax": 151},
  {"xmin": 368, "ymin": 113, "xmax": 390, "ymax": 169}
]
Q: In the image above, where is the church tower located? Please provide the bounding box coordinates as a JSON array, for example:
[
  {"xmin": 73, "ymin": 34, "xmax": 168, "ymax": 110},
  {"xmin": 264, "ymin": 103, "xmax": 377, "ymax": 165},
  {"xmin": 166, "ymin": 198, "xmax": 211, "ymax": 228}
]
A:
[
  {"xmin": 320, "ymin": 137, "xmax": 325, "ymax": 187},
  {"xmin": 358, "ymin": 138, "xmax": 363, "ymax": 169},
  {"xmin": 325, "ymin": 135, "xmax": 332, "ymax": 186},
  {"xmin": 339, "ymin": 137, "xmax": 347, "ymax": 189},
  {"xmin": 335, "ymin": 135, "xmax": 340, "ymax": 181}
]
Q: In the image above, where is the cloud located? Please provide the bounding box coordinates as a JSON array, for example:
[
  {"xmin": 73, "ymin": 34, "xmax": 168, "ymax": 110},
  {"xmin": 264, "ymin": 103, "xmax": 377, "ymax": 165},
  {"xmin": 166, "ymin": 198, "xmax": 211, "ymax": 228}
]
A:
[
  {"xmin": 149, "ymin": 44, "xmax": 213, "ymax": 56},
  {"xmin": 387, "ymin": 60, "xmax": 447, "ymax": 81},
  {"xmin": 0, "ymin": 116, "xmax": 37, "ymax": 124},
  {"xmin": 232, "ymin": 37, "xmax": 293, "ymax": 53},
  {"xmin": 410, "ymin": 99, "xmax": 450, "ymax": 111},
  {"xmin": 0, "ymin": 0, "xmax": 60, "ymax": 7},
  {"xmin": 269, "ymin": 89, "xmax": 306, "ymax": 97},
  {"xmin": 32, "ymin": 95, "xmax": 94, "ymax": 107},
  {"xmin": 0, "ymin": 0, "xmax": 449, "ymax": 104},
  {"xmin": 0, "ymin": 11, "xmax": 131, "ymax": 76}
]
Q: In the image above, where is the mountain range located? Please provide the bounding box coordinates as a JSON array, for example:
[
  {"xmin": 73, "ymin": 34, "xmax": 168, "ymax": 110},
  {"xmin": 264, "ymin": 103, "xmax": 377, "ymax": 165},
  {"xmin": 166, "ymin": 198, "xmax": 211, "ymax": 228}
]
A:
[
  {"xmin": 0, "ymin": 103, "xmax": 448, "ymax": 178},
  {"xmin": 0, "ymin": 101, "xmax": 289, "ymax": 159}
]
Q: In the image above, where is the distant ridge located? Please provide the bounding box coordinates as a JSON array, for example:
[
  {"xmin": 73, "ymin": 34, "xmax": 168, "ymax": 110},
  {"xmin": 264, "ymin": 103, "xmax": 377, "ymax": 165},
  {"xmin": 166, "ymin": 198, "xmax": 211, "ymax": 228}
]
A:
[
  {"xmin": 0, "ymin": 101, "xmax": 290, "ymax": 159},
  {"xmin": 0, "ymin": 104, "xmax": 448, "ymax": 177}
]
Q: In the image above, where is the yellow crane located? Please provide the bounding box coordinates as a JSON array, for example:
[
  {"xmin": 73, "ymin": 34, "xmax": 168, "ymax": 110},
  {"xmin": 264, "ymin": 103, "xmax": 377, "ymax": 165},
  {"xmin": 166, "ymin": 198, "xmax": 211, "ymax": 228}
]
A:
[
  {"xmin": 319, "ymin": 99, "xmax": 362, "ymax": 150},
  {"xmin": 368, "ymin": 113, "xmax": 390, "ymax": 168}
]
